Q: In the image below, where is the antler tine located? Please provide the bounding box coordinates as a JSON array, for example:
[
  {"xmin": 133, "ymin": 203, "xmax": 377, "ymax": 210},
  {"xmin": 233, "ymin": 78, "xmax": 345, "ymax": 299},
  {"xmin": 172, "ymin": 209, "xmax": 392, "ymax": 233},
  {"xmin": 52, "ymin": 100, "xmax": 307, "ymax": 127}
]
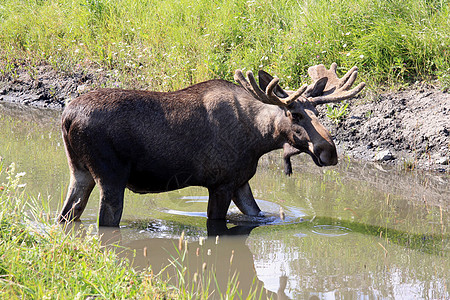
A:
[
  {"xmin": 235, "ymin": 69, "xmax": 309, "ymax": 106},
  {"xmin": 260, "ymin": 75, "xmax": 307, "ymax": 106},
  {"xmin": 235, "ymin": 69, "xmax": 271, "ymax": 102},
  {"xmin": 285, "ymin": 84, "xmax": 308, "ymax": 104},
  {"xmin": 340, "ymin": 70, "xmax": 358, "ymax": 91},
  {"xmin": 329, "ymin": 62, "xmax": 338, "ymax": 74},
  {"xmin": 311, "ymin": 82, "xmax": 366, "ymax": 105},
  {"xmin": 246, "ymin": 71, "xmax": 277, "ymax": 104},
  {"xmin": 338, "ymin": 66, "xmax": 358, "ymax": 89},
  {"xmin": 249, "ymin": 70, "xmax": 308, "ymax": 105},
  {"xmin": 234, "ymin": 70, "xmax": 255, "ymax": 95},
  {"xmin": 234, "ymin": 69, "xmax": 245, "ymax": 85},
  {"xmin": 245, "ymin": 70, "xmax": 293, "ymax": 106},
  {"xmin": 265, "ymin": 76, "xmax": 280, "ymax": 99}
]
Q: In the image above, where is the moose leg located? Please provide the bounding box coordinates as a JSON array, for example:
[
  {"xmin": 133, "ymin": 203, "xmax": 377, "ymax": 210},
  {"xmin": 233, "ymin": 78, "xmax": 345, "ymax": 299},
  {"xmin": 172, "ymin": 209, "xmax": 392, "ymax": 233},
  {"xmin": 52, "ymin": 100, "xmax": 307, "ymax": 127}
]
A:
[
  {"xmin": 283, "ymin": 143, "xmax": 301, "ymax": 176},
  {"xmin": 58, "ymin": 168, "xmax": 95, "ymax": 223},
  {"xmin": 207, "ymin": 185, "xmax": 233, "ymax": 219},
  {"xmin": 93, "ymin": 157, "xmax": 130, "ymax": 227},
  {"xmin": 232, "ymin": 182, "xmax": 262, "ymax": 216},
  {"xmin": 97, "ymin": 181, "xmax": 127, "ymax": 227}
]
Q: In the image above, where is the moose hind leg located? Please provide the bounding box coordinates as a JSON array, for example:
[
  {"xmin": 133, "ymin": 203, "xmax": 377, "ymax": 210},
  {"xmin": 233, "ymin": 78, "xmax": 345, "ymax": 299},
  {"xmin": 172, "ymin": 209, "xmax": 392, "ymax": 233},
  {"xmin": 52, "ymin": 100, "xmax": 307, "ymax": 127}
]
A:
[
  {"xmin": 232, "ymin": 182, "xmax": 262, "ymax": 216},
  {"xmin": 58, "ymin": 169, "xmax": 95, "ymax": 223}
]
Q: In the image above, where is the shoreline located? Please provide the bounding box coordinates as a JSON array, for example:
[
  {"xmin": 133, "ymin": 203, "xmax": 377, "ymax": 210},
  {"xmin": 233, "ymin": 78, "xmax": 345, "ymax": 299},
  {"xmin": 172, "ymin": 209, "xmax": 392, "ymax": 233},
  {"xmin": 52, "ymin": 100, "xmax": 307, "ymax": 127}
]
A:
[{"xmin": 1, "ymin": 64, "xmax": 449, "ymax": 173}]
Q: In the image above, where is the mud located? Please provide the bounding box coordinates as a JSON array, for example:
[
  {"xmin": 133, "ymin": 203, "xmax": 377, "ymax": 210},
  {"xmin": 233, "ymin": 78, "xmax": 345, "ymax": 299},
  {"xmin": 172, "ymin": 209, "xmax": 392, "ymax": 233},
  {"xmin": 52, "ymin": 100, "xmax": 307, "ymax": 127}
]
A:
[
  {"xmin": 318, "ymin": 85, "xmax": 450, "ymax": 173},
  {"xmin": 1, "ymin": 65, "xmax": 449, "ymax": 172},
  {"xmin": 0, "ymin": 64, "xmax": 99, "ymax": 109}
]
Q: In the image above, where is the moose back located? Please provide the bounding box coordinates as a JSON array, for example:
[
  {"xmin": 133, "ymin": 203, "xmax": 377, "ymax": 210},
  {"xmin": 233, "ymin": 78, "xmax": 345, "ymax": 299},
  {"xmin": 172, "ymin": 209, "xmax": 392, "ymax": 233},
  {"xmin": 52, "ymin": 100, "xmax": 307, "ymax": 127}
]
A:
[{"xmin": 58, "ymin": 63, "xmax": 365, "ymax": 226}]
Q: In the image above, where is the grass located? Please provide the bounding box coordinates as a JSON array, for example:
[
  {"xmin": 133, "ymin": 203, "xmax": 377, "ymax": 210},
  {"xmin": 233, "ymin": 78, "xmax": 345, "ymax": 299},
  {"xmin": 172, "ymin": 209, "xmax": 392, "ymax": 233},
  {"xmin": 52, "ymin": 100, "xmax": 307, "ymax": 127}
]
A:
[
  {"xmin": 0, "ymin": 162, "xmax": 171, "ymax": 299},
  {"xmin": 0, "ymin": 0, "xmax": 449, "ymax": 91},
  {"xmin": 326, "ymin": 102, "xmax": 349, "ymax": 125},
  {"xmin": 0, "ymin": 162, "xmax": 266, "ymax": 299}
]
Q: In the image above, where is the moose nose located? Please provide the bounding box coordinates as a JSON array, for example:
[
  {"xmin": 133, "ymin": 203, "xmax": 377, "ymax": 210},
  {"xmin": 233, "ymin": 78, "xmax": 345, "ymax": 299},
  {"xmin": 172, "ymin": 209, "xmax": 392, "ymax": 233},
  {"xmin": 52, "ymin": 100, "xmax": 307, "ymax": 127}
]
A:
[
  {"xmin": 314, "ymin": 145, "xmax": 338, "ymax": 166},
  {"xmin": 319, "ymin": 150, "xmax": 338, "ymax": 166}
]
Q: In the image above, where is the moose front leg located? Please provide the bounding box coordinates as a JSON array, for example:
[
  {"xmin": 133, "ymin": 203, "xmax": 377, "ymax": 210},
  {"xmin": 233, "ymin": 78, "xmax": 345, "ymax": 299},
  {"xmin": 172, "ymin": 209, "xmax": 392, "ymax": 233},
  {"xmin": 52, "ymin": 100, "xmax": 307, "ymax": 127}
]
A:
[
  {"xmin": 232, "ymin": 182, "xmax": 262, "ymax": 216},
  {"xmin": 96, "ymin": 165, "xmax": 128, "ymax": 227},
  {"xmin": 207, "ymin": 185, "xmax": 233, "ymax": 219},
  {"xmin": 283, "ymin": 143, "xmax": 301, "ymax": 176},
  {"xmin": 98, "ymin": 183, "xmax": 126, "ymax": 227},
  {"xmin": 92, "ymin": 156, "xmax": 130, "ymax": 227}
]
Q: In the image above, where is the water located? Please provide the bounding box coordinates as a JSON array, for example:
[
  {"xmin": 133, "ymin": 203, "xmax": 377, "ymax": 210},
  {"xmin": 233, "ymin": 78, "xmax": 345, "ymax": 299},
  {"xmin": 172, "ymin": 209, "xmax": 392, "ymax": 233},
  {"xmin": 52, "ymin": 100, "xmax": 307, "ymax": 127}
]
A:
[{"xmin": 0, "ymin": 101, "xmax": 448, "ymax": 299}]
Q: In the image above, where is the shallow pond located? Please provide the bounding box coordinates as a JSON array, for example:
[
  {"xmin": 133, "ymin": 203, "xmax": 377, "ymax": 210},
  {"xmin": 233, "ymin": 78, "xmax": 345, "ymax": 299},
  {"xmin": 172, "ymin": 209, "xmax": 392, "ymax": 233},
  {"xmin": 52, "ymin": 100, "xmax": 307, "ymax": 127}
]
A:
[{"xmin": 0, "ymin": 101, "xmax": 448, "ymax": 299}]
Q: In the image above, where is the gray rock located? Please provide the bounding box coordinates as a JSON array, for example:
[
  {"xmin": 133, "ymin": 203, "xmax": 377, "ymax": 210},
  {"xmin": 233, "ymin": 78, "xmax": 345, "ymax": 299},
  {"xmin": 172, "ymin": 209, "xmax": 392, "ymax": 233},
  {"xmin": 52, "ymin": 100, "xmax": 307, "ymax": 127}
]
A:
[
  {"xmin": 375, "ymin": 150, "xmax": 394, "ymax": 161},
  {"xmin": 435, "ymin": 157, "xmax": 449, "ymax": 165}
]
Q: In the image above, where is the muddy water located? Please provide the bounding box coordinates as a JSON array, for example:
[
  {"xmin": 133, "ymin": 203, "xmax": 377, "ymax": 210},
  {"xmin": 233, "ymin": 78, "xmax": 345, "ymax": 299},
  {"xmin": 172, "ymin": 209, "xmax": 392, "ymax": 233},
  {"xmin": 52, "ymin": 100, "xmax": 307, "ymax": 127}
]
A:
[{"xmin": 0, "ymin": 101, "xmax": 448, "ymax": 299}]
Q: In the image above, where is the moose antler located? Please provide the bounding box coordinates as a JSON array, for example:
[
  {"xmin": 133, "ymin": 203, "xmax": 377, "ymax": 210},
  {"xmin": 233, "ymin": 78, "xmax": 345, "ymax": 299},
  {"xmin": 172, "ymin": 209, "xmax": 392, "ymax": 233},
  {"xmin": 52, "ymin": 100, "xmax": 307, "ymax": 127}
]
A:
[
  {"xmin": 235, "ymin": 63, "xmax": 365, "ymax": 106},
  {"xmin": 234, "ymin": 69, "xmax": 307, "ymax": 107},
  {"xmin": 307, "ymin": 63, "xmax": 365, "ymax": 105}
]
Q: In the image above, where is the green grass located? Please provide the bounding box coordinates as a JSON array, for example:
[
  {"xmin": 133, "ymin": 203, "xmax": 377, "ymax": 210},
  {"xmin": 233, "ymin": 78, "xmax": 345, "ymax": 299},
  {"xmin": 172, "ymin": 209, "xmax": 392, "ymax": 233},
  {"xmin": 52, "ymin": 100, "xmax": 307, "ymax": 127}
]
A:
[
  {"xmin": 0, "ymin": 162, "xmax": 171, "ymax": 299},
  {"xmin": 0, "ymin": 0, "xmax": 449, "ymax": 91},
  {"xmin": 326, "ymin": 102, "xmax": 349, "ymax": 125},
  {"xmin": 0, "ymin": 162, "xmax": 265, "ymax": 299}
]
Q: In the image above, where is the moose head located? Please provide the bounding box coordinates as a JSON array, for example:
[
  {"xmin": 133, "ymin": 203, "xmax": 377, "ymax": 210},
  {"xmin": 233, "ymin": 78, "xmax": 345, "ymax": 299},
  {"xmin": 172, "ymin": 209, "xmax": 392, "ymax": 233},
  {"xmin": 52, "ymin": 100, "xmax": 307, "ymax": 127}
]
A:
[{"xmin": 234, "ymin": 63, "xmax": 365, "ymax": 174}]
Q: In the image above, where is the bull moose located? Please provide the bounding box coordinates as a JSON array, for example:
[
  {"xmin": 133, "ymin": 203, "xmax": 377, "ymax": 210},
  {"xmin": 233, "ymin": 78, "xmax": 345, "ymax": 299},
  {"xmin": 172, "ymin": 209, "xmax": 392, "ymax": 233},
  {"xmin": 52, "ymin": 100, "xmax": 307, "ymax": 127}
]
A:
[{"xmin": 58, "ymin": 63, "xmax": 365, "ymax": 226}]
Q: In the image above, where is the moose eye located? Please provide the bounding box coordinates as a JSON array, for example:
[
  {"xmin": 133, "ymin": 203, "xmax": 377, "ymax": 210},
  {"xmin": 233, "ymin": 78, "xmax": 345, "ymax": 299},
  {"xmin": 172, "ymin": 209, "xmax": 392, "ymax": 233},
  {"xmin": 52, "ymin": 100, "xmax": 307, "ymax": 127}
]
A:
[{"xmin": 292, "ymin": 113, "xmax": 304, "ymax": 122}]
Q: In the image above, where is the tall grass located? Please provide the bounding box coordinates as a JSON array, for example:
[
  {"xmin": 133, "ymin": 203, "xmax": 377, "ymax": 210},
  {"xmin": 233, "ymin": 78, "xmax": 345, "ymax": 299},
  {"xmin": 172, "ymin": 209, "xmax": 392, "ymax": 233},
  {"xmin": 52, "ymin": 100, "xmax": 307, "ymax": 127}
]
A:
[
  {"xmin": 0, "ymin": 162, "xmax": 265, "ymax": 299},
  {"xmin": 166, "ymin": 236, "xmax": 265, "ymax": 299},
  {"xmin": 0, "ymin": 162, "xmax": 268, "ymax": 299},
  {"xmin": 0, "ymin": 0, "xmax": 449, "ymax": 90},
  {"xmin": 0, "ymin": 162, "xmax": 168, "ymax": 298}
]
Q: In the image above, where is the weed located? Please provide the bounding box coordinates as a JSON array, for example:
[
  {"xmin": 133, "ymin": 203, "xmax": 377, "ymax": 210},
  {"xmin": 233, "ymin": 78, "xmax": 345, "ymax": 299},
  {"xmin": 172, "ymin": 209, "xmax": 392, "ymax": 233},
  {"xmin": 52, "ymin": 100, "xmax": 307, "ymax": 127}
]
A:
[
  {"xmin": 0, "ymin": 164, "xmax": 264, "ymax": 299},
  {"xmin": 402, "ymin": 159, "xmax": 416, "ymax": 171},
  {"xmin": 365, "ymin": 109, "xmax": 373, "ymax": 119},
  {"xmin": 164, "ymin": 233, "xmax": 267, "ymax": 299},
  {"xmin": 0, "ymin": 0, "xmax": 449, "ymax": 89},
  {"xmin": 326, "ymin": 102, "xmax": 349, "ymax": 125},
  {"xmin": 438, "ymin": 68, "xmax": 450, "ymax": 92}
]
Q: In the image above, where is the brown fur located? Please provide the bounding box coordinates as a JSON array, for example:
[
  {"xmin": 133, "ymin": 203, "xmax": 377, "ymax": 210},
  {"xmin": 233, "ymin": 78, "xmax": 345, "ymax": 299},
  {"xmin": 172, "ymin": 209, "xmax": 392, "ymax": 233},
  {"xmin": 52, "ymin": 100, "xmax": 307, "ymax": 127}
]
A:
[{"xmin": 58, "ymin": 79, "xmax": 337, "ymax": 226}]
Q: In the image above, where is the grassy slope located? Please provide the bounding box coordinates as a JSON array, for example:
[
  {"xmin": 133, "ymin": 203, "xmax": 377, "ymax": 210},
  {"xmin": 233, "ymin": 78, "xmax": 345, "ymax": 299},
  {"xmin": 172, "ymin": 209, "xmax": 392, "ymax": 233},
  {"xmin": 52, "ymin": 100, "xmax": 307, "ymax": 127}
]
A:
[
  {"xmin": 0, "ymin": 0, "xmax": 449, "ymax": 91},
  {"xmin": 0, "ymin": 163, "xmax": 171, "ymax": 299},
  {"xmin": 0, "ymin": 163, "xmax": 257, "ymax": 299}
]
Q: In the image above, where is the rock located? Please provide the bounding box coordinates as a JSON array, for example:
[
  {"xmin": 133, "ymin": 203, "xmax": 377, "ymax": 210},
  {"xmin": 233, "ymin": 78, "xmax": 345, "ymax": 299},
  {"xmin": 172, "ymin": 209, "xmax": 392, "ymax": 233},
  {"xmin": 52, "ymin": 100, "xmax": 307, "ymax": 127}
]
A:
[
  {"xmin": 374, "ymin": 150, "xmax": 394, "ymax": 161},
  {"xmin": 76, "ymin": 84, "xmax": 89, "ymax": 94},
  {"xmin": 435, "ymin": 157, "xmax": 449, "ymax": 165}
]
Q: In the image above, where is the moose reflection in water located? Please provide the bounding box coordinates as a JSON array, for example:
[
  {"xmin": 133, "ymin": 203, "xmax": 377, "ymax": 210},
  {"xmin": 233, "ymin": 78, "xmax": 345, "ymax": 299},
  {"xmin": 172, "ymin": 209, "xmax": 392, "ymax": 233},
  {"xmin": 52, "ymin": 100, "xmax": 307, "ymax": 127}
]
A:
[
  {"xmin": 58, "ymin": 63, "xmax": 365, "ymax": 226},
  {"xmin": 95, "ymin": 219, "xmax": 282, "ymax": 299},
  {"xmin": 77, "ymin": 213, "xmax": 446, "ymax": 299}
]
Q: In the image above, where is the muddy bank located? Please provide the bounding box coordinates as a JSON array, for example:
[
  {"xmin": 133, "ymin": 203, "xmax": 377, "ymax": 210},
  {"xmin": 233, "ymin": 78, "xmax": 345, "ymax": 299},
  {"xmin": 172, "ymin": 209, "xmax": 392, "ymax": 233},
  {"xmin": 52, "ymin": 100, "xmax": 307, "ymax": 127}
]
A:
[
  {"xmin": 1, "ymin": 65, "xmax": 449, "ymax": 173},
  {"xmin": 318, "ymin": 86, "xmax": 450, "ymax": 173},
  {"xmin": 0, "ymin": 64, "xmax": 100, "ymax": 109}
]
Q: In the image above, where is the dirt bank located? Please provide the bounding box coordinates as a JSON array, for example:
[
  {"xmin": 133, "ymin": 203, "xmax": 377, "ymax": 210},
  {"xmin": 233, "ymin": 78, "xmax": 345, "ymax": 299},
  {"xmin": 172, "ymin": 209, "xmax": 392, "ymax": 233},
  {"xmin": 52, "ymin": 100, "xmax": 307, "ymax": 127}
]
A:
[
  {"xmin": 318, "ymin": 85, "xmax": 450, "ymax": 173},
  {"xmin": 1, "ymin": 64, "xmax": 449, "ymax": 173},
  {"xmin": 0, "ymin": 64, "xmax": 101, "ymax": 109}
]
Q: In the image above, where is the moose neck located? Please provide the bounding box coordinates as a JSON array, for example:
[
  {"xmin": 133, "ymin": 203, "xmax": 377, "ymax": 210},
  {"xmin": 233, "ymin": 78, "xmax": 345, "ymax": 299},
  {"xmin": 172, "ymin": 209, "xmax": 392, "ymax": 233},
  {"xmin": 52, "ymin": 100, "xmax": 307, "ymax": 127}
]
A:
[{"xmin": 249, "ymin": 101, "xmax": 291, "ymax": 156}]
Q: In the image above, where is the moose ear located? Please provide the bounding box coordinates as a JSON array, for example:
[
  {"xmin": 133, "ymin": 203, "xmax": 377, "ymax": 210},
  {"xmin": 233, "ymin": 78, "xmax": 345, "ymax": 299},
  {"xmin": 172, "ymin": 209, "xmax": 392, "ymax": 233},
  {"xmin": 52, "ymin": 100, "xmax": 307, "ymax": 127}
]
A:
[
  {"xmin": 258, "ymin": 70, "xmax": 289, "ymax": 98},
  {"xmin": 304, "ymin": 77, "xmax": 329, "ymax": 97}
]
